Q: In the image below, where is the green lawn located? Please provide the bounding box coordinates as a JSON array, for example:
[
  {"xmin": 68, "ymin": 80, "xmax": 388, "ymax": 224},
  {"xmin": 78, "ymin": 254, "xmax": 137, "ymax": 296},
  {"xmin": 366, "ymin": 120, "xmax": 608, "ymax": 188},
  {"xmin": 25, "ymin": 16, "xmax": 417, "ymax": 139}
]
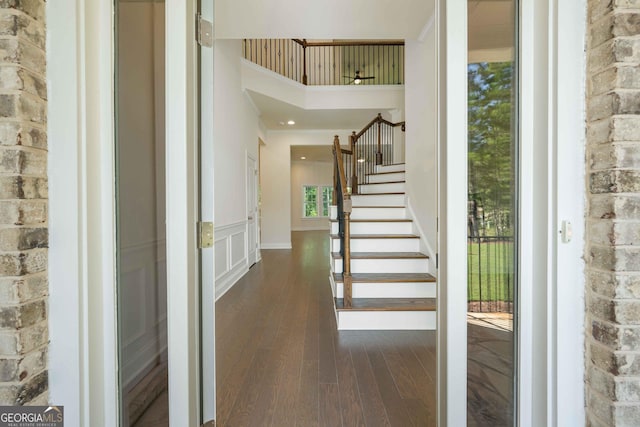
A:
[{"xmin": 467, "ymin": 240, "xmax": 514, "ymax": 302}]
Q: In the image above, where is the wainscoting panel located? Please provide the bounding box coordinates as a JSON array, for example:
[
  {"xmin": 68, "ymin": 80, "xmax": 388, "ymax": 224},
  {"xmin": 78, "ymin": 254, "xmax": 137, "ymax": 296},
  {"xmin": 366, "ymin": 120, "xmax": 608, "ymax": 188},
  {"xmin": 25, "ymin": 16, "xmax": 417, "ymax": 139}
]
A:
[
  {"xmin": 215, "ymin": 221, "xmax": 250, "ymax": 300},
  {"xmin": 119, "ymin": 239, "xmax": 168, "ymax": 391}
]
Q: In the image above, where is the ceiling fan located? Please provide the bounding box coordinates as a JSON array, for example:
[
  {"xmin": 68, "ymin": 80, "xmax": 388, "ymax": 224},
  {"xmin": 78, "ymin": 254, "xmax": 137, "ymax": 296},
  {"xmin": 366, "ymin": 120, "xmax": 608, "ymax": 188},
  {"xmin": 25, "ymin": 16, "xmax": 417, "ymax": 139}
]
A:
[{"xmin": 343, "ymin": 70, "xmax": 375, "ymax": 85}]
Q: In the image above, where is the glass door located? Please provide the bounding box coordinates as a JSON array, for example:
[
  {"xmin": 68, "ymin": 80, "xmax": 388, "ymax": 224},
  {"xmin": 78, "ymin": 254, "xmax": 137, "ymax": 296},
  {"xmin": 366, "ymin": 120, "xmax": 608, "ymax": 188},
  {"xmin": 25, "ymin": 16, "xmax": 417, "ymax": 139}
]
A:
[
  {"xmin": 115, "ymin": 0, "xmax": 168, "ymax": 425},
  {"xmin": 466, "ymin": 0, "xmax": 518, "ymax": 425}
]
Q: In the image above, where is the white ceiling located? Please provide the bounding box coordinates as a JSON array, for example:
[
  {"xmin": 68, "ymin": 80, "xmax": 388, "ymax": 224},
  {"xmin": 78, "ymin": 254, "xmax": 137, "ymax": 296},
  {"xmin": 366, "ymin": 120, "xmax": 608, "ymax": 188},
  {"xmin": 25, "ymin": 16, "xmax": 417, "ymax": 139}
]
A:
[
  {"xmin": 215, "ymin": 0, "xmax": 436, "ymax": 40},
  {"xmin": 291, "ymin": 145, "xmax": 334, "ymax": 163},
  {"xmin": 248, "ymin": 90, "xmax": 389, "ymax": 131}
]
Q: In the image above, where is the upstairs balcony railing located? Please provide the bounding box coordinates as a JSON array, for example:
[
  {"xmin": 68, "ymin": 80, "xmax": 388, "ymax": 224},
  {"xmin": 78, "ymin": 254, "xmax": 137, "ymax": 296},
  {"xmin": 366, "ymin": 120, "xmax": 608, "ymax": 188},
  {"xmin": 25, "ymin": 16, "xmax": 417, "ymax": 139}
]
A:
[{"xmin": 242, "ymin": 39, "xmax": 405, "ymax": 86}]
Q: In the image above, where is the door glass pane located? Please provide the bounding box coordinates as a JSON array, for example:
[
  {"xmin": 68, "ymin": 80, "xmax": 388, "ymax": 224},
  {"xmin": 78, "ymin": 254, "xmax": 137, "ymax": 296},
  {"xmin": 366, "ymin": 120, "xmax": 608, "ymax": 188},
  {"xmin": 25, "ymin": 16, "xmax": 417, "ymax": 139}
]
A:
[
  {"xmin": 115, "ymin": 1, "xmax": 168, "ymax": 425},
  {"xmin": 467, "ymin": 1, "xmax": 518, "ymax": 425}
]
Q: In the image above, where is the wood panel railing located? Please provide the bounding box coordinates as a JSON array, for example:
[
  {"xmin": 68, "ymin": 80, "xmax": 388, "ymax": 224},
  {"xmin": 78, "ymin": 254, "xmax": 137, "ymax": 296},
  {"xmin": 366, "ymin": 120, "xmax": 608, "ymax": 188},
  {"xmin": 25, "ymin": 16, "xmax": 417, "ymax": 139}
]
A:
[
  {"xmin": 333, "ymin": 135, "xmax": 352, "ymax": 308},
  {"xmin": 349, "ymin": 114, "xmax": 405, "ymax": 194},
  {"xmin": 243, "ymin": 39, "xmax": 405, "ymax": 86}
]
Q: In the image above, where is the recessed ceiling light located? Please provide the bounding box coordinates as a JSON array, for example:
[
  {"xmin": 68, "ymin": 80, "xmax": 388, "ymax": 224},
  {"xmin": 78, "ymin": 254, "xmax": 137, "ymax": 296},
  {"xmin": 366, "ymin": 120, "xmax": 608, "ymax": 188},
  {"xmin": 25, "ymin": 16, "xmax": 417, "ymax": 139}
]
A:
[
  {"xmin": 287, "ymin": 120, "xmax": 295, "ymax": 125},
  {"xmin": 357, "ymin": 158, "xmax": 365, "ymax": 163},
  {"xmin": 300, "ymin": 156, "xmax": 306, "ymax": 160}
]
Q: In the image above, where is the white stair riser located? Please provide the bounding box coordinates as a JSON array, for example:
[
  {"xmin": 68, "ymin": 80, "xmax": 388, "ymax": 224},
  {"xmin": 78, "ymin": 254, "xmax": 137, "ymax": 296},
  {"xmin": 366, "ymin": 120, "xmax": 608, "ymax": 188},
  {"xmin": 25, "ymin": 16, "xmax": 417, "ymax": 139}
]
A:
[
  {"xmin": 331, "ymin": 237, "xmax": 420, "ymax": 252},
  {"xmin": 336, "ymin": 310, "xmax": 436, "ymax": 330},
  {"xmin": 376, "ymin": 164, "xmax": 405, "ymax": 173},
  {"xmin": 332, "ymin": 258, "xmax": 429, "ymax": 274},
  {"xmin": 351, "ymin": 207, "xmax": 406, "ymax": 219},
  {"xmin": 335, "ymin": 282, "xmax": 437, "ymax": 299},
  {"xmin": 367, "ymin": 172, "xmax": 405, "ymax": 183},
  {"xmin": 331, "ymin": 221, "xmax": 413, "ymax": 234},
  {"xmin": 359, "ymin": 182, "xmax": 405, "ymax": 194},
  {"xmin": 352, "ymin": 194, "xmax": 405, "ymax": 207}
]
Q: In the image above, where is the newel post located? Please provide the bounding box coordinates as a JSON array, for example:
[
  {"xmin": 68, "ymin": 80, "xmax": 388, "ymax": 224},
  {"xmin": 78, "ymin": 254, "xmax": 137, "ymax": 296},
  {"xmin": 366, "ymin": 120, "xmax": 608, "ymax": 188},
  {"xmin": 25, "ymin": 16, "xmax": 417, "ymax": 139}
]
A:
[
  {"xmin": 332, "ymin": 144, "xmax": 337, "ymax": 205},
  {"xmin": 376, "ymin": 113, "xmax": 383, "ymax": 165},
  {"xmin": 342, "ymin": 195, "xmax": 353, "ymax": 308},
  {"xmin": 350, "ymin": 132, "xmax": 358, "ymax": 194}
]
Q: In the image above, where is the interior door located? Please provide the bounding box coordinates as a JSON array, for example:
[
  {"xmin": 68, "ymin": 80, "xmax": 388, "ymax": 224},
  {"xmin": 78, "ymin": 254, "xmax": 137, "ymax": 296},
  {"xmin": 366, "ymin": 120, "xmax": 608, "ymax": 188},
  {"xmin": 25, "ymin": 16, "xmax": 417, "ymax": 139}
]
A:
[
  {"xmin": 246, "ymin": 154, "xmax": 259, "ymax": 267},
  {"xmin": 198, "ymin": 0, "xmax": 216, "ymax": 424}
]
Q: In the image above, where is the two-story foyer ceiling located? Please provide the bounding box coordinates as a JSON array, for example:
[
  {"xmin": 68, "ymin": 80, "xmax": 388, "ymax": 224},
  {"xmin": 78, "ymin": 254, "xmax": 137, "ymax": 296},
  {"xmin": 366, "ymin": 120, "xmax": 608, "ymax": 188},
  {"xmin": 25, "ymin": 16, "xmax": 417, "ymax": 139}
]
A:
[{"xmin": 215, "ymin": 0, "xmax": 435, "ymax": 40}]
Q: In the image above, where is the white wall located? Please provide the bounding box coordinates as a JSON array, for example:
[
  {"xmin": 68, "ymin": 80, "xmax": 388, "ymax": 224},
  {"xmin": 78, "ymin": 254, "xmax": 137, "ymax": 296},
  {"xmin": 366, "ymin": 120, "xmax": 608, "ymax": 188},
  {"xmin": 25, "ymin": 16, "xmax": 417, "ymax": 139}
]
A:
[
  {"xmin": 212, "ymin": 39, "xmax": 263, "ymax": 296},
  {"xmin": 242, "ymin": 60, "xmax": 405, "ymax": 113},
  {"xmin": 405, "ymin": 31, "xmax": 438, "ymax": 270},
  {"xmin": 116, "ymin": 1, "xmax": 167, "ymax": 392},
  {"xmin": 290, "ymin": 161, "xmax": 333, "ymax": 231},
  {"xmin": 261, "ymin": 130, "xmax": 352, "ymax": 248}
]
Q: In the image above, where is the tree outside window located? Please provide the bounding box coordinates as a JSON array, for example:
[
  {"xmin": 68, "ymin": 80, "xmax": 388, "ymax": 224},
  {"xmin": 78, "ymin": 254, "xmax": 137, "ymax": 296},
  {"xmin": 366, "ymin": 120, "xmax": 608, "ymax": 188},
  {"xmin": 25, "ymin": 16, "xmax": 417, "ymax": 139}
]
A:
[
  {"xmin": 303, "ymin": 185, "xmax": 333, "ymax": 218},
  {"xmin": 322, "ymin": 186, "xmax": 333, "ymax": 217}
]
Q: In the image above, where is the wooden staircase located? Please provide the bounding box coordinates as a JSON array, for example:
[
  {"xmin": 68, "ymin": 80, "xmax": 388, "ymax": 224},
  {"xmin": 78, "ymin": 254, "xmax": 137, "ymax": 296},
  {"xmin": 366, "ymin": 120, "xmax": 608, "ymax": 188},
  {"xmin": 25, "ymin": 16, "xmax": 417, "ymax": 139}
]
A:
[{"xmin": 329, "ymin": 163, "xmax": 437, "ymax": 330}]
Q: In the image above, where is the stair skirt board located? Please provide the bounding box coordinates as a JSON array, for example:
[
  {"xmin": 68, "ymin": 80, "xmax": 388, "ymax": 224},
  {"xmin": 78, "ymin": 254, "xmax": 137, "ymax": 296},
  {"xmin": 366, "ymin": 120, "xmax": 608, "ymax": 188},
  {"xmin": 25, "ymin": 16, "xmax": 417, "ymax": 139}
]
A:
[
  {"xmin": 330, "ymin": 236, "xmax": 420, "ymax": 252},
  {"xmin": 329, "ymin": 274, "xmax": 436, "ymax": 299},
  {"xmin": 367, "ymin": 171, "xmax": 405, "ymax": 183},
  {"xmin": 335, "ymin": 310, "xmax": 437, "ymax": 330}
]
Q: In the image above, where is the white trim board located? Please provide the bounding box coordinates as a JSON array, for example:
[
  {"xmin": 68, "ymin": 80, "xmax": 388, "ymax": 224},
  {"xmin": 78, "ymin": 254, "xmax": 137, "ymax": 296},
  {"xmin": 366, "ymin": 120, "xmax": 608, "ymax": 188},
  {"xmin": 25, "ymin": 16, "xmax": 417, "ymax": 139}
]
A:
[
  {"xmin": 291, "ymin": 226, "xmax": 330, "ymax": 231},
  {"xmin": 261, "ymin": 243, "xmax": 293, "ymax": 250},
  {"xmin": 165, "ymin": 0, "xmax": 200, "ymax": 424}
]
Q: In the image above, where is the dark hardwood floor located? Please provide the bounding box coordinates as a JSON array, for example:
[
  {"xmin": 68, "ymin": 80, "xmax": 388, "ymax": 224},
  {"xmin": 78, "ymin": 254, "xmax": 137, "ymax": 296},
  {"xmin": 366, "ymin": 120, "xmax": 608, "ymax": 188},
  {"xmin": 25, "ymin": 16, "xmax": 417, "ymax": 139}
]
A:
[{"xmin": 216, "ymin": 230, "xmax": 437, "ymax": 427}]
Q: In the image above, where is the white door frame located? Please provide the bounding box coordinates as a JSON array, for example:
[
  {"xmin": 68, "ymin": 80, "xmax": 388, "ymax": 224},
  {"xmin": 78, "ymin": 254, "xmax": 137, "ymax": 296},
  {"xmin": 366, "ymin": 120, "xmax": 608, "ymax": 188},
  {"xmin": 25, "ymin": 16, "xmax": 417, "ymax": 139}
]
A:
[
  {"xmin": 48, "ymin": 0, "xmax": 118, "ymax": 425},
  {"xmin": 49, "ymin": 0, "xmax": 203, "ymax": 425},
  {"xmin": 199, "ymin": 0, "xmax": 217, "ymax": 423},
  {"xmin": 246, "ymin": 152, "xmax": 259, "ymax": 266},
  {"xmin": 438, "ymin": 0, "xmax": 586, "ymax": 425},
  {"xmin": 436, "ymin": 0, "xmax": 468, "ymax": 425},
  {"xmin": 165, "ymin": 0, "xmax": 201, "ymax": 425}
]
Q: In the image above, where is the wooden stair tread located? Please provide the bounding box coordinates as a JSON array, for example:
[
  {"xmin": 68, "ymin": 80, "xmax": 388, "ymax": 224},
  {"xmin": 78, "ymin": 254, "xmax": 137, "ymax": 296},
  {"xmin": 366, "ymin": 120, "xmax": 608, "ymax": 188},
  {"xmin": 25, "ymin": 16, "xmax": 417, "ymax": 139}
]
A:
[
  {"xmin": 335, "ymin": 297, "xmax": 436, "ymax": 312},
  {"xmin": 330, "ymin": 218, "xmax": 412, "ymax": 223},
  {"xmin": 352, "ymin": 192, "xmax": 405, "ymax": 196},
  {"xmin": 366, "ymin": 170, "xmax": 405, "ymax": 176},
  {"xmin": 332, "ymin": 252, "xmax": 429, "ymax": 259},
  {"xmin": 351, "ymin": 205, "xmax": 405, "ymax": 209},
  {"xmin": 359, "ymin": 180, "xmax": 405, "ymax": 185},
  {"xmin": 333, "ymin": 272, "xmax": 436, "ymax": 283},
  {"xmin": 330, "ymin": 234, "xmax": 419, "ymax": 239}
]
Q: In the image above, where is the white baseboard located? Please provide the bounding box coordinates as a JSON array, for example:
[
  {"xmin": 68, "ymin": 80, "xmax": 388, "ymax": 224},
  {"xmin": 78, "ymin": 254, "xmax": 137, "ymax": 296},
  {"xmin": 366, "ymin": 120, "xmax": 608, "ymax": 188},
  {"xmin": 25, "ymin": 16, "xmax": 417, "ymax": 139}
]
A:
[
  {"xmin": 291, "ymin": 226, "xmax": 330, "ymax": 231},
  {"xmin": 261, "ymin": 243, "xmax": 292, "ymax": 249}
]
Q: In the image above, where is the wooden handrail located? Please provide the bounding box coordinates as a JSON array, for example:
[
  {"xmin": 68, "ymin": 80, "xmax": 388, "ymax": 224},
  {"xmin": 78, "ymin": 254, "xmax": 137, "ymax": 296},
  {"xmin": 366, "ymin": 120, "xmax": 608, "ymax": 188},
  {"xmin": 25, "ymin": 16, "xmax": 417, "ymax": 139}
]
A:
[
  {"xmin": 332, "ymin": 135, "xmax": 353, "ymax": 308},
  {"xmin": 293, "ymin": 39, "xmax": 404, "ymax": 48},
  {"xmin": 353, "ymin": 113, "xmax": 405, "ymax": 141},
  {"xmin": 347, "ymin": 113, "xmax": 407, "ymax": 192}
]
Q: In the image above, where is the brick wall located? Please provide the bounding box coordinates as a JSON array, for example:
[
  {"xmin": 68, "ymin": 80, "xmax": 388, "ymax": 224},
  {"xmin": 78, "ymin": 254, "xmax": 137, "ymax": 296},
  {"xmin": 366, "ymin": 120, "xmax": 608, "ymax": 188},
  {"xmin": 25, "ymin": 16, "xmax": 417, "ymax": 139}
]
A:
[
  {"xmin": 0, "ymin": 0, "xmax": 48, "ymax": 405},
  {"xmin": 586, "ymin": 1, "xmax": 640, "ymax": 425}
]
